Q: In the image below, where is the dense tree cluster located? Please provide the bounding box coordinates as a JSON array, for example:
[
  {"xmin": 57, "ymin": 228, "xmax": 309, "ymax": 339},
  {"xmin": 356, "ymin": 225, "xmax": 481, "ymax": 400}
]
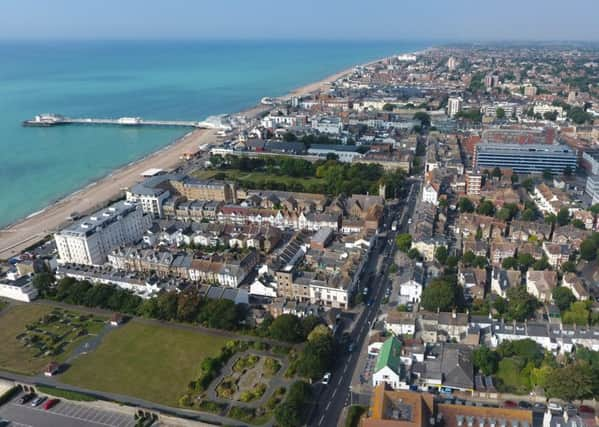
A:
[
  {"xmin": 421, "ymin": 278, "xmax": 464, "ymax": 312},
  {"xmin": 274, "ymin": 380, "xmax": 313, "ymax": 427}
]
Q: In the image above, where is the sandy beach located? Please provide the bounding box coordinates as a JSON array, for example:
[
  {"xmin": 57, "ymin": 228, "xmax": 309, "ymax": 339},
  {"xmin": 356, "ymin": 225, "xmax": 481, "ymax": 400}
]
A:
[{"xmin": 0, "ymin": 55, "xmax": 387, "ymax": 260}]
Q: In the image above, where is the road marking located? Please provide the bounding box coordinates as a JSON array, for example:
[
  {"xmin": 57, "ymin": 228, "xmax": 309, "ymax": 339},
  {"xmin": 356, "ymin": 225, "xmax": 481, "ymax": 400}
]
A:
[
  {"xmin": 326, "ymin": 402, "xmax": 331, "ymax": 410},
  {"xmin": 332, "ymin": 389, "xmax": 337, "ymax": 398}
]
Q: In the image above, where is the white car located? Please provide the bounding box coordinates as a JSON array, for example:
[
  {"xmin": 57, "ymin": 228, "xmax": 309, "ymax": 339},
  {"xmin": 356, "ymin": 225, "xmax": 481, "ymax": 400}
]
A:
[
  {"xmin": 548, "ymin": 402, "xmax": 563, "ymax": 413},
  {"xmin": 322, "ymin": 372, "xmax": 332, "ymax": 385}
]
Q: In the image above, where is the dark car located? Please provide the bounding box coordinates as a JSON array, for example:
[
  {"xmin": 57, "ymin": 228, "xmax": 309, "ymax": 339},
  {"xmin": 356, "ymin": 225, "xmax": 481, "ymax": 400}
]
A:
[
  {"xmin": 30, "ymin": 396, "xmax": 46, "ymax": 407},
  {"xmin": 518, "ymin": 401, "xmax": 532, "ymax": 409},
  {"xmin": 533, "ymin": 403, "xmax": 547, "ymax": 412},
  {"xmin": 18, "ymin": 393, "xmax": 36, "ymax": 404},
  {"xmin": 503, "ymin": 400, "xmax": 518, "ymax": 409}
]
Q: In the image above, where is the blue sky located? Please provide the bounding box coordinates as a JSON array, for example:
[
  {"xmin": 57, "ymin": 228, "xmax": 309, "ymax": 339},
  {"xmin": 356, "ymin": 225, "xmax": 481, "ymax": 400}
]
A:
[{"xmin": 2, "ymin": 0, "xmax": 599, "ymax": 41}]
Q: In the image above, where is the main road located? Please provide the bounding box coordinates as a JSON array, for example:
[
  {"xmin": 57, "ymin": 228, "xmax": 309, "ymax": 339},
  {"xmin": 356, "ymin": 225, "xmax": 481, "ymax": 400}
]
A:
[{"xmin": 309, "ymin": 179, "xmax": 420, "ymax": 427}]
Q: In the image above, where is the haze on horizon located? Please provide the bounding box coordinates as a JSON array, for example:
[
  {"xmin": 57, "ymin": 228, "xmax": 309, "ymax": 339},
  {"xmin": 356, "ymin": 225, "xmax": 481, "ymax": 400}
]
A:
[{"xmin": 2, "ymin": 0, "xmax": 599, "ymax": 42}]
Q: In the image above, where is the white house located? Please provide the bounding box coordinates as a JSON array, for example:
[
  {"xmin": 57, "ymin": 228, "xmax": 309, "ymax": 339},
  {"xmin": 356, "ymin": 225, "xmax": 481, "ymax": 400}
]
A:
[
  {"xmin": 422, "ymin": 183, "xmax": 439, "ymax": 206},
  {"xmin": 372, "ymin": 336, "xmax": 407, "ymax": 390},
  {"xmin": 385, "ymin": 311, "xmax": 416, "ymax": 337}
]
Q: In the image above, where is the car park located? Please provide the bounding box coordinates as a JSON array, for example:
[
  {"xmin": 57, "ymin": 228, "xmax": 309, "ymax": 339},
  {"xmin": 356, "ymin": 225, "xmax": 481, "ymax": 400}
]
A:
[{"xmin": 30, "ymin": 396, "xmax": 46, "ymax": 407}]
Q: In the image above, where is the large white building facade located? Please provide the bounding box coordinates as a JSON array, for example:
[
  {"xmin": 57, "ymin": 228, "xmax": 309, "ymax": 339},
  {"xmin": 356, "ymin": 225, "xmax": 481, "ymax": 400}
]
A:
[{"xmin": 55, "ymin": 201, "xmax": 151, "ymax": 266}]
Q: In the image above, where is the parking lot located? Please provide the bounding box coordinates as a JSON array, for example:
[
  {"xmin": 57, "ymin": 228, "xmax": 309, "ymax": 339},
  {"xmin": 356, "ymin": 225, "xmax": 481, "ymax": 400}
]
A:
[
  {"xmin": 359, "ymin": 354, "xmax": 377, "ymax": 387},
  {"xmin": 0, "ymin": 393, "xmax": 136, "ymax": 427}
]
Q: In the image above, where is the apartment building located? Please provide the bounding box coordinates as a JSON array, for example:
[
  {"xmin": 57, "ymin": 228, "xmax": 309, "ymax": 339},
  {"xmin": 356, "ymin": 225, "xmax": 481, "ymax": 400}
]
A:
[{"xmin": 55, "ymin": 201, "xmax": 151, "ymax": 266}]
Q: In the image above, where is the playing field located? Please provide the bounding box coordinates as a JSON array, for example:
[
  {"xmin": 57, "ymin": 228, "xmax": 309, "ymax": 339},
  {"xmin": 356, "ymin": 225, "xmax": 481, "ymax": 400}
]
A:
[{"xmin": 59, "ymin": 321, "xmax": 229, "ymax": 406}]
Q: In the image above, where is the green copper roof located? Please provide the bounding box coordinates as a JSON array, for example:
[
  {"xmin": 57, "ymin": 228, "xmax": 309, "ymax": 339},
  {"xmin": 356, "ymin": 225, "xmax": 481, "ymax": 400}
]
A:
[{"xmin": 374, "ymin": 336, "xmax": 402, "ymax": 374}]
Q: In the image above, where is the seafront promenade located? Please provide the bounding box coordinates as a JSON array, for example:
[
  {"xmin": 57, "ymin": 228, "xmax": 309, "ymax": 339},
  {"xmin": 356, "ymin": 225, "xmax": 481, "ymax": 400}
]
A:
[{"xmin": 0, "ymin": 58, "xmax": 371, "ymax": 260}]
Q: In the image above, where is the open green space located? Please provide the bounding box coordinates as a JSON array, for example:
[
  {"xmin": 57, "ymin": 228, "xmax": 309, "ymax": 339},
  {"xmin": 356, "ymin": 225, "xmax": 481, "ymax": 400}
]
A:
[
  {"xmin": 0, "ymin": 304, "xmax": 105, "ymax": 375},
  {"xmin": 193, "ymin": 169, "xmax": 326, "ymax": 191},
  {"xmin": 60, "ymin": 321, "xmax": 228, "ymax": 406}
]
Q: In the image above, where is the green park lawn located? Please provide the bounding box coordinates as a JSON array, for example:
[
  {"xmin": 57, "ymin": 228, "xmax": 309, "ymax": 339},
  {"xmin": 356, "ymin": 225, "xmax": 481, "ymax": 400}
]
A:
[
  {"xmin": 193, "ymin": 169, "xmax": 325, "ymax": 189},
  {"xmin": 60, "ymin": 321, "xmax": 229, "ymax": 406}
]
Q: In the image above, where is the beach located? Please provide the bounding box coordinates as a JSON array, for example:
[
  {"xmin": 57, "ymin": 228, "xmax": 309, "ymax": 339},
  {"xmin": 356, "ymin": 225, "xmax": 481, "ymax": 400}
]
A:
[{"xmin": 0, "ymin": 56, "xmax": 385, "ymax": 260}]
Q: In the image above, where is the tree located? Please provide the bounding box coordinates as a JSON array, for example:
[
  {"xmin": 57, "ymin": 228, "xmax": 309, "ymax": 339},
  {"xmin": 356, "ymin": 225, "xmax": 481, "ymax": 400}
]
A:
[
  {"xmin": 475, "ymin": 226, "xmax": 483, "ymax": 241},
  {"xmin": 413, "ymin": 112, "xmax": 431, "ymax": 128},
  {"xmin": 562, "ymin": 301, "xmax": 591, "ymax": 326},
  {"xmin": 545, "ymin": 362, "xmax": 594, "ymax": 402},
  {"xmin": 496, "ymin": 108, "xmax": 506, "ymax": 120},
  {"xmin": 511, "ymin": 173, "xmax": 519, "ymax": 184},
  {"xmin": 421, "ymin": 279, "xmax": 462, "ymax": 312},
  {"xmin": 521, "ymin": 208, "xmax": 536, "ymax": 221},
  {"xmin": 522, "ymin": 178, "xmax": 535, "ymax": 192},
  {"xmin": 396, "ymin": 234, "xmax": 412, "ymax": 253},
  {"xmin": 572, "ymin": 219, "xmax": 586, "ymax": 229},
  {"xmin": 476, "ymin": 200, "xmax": 495, "ymax": 217},
  {"xmin": 590, "ymin": 204, "xmax": 599, "ymax": 215},
  {"xmin": 32, "ymin": 272, "xmax": 55, "ymax": 296},
  {"xmin": 505, "ymin": 286, "xmax": 539, "ymax": 321},
  {"xmin": 473, "ymin": 256, "xmax": 488, "ymax": 269},
  {"xmin": 552, "ymin": 287, "xmax": 576, "ymax": 312},
  {"xmin": 473, "ymin": 346, "xmax": 499, "ymax": 375},
  {"xmin": 458, "ymin": 197, "xmax": 475, "ymax": 213},
  {"xmin": 462, "ymin": 250, "xmax": 476, "ymax": 266},
  {"xmin": 516, "ymin": 253, "xmax": 535, "ymax": 271},
  {"xmin": 269, "ymin": 314, "xmax": 305, "ymax": 343},
  {"xmin": 492, "ymin": 167, "xmax": 503, "ymax": 178},
  {"xmin": 435, "ymin": 246, "xmax": 449, "ymax": 265},
  {"xmin": 557, "ymin": 207, "xmax": 570, "ymax": 226},
  {"xmin": 297, "ymin": 329, "xmax": 334, "ymax": 379},
  {"xmin": 382, "ymin": 103, "xmax": 395, "ymax": 111},
  {"xmin": 561, "ymin": 261, "xmax": 576, "ymax": 273},
  {"xmin": 579, "ymin": 235, "xmax": 598, "ymax": 261},
  {"xmin": 407, "ymin": 248, "xmax": 421, "ymax": 260},
  {"xmin": 502, "ymin": 257, "xmax": 518, "ymax": 270},
  {"xmin": 275, "ymin": 381, "xmax": 312, "ymax": 427},
  {"xmin": 563, "ymin": 166, "xmax": 573, "ymax": 176},
  {"xmin": 543, "ymin": 169, "xmax": 554, "ymax": 181},
  {"xmin": 544, "ymin": 213, "xmax": 557, "ymax": 225},
  {"xmin": 532, "ymin": 257, "xmax": 550, "ymax": 271},
  {"xmin": 496, "ymin": 207, "xmax": 513, "ymax": 221}
]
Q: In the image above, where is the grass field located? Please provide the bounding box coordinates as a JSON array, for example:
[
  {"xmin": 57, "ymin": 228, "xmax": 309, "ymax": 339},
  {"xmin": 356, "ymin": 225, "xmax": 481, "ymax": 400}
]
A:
[
  {"xmin": 193, "ymin": 169, "xmax": 325, "ymax": 188},
  {"xmin": 60, "ymin": 321, "xmax": 229, "ymax": 406},
  {"xmin": 0, "ymin": 304, "xmax": 54, "ymax": 374},
  {"xmin": 0, "ymin": 304, "xmax": 107, "ymax": 375}
]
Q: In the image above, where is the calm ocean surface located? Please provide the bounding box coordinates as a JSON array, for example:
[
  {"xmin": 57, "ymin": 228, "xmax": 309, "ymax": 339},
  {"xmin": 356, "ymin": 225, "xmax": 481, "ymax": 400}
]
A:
[{"xmin": 0, "ymin": 40, "xmax": 426, "ymax": 227}]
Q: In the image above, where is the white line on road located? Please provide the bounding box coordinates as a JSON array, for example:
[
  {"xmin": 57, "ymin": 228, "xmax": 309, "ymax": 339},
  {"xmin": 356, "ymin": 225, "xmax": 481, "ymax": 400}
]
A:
[
  {"xmin": 326, "ymin": 402, "xmax": 331, "ymax": 410},
  {"xmin": 319, "ymin": 415, "xmax": 325, "ymax": 425},
  {"xmin": 332, "ymin": 389, "xmax": 337, "ymax": 398}
]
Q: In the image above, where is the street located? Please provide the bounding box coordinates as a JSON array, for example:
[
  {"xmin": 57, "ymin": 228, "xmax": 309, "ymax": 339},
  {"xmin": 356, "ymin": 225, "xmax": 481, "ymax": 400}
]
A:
[{"xmin": 309, "ymin": 180, "xmax": 419, "ymax": 427}]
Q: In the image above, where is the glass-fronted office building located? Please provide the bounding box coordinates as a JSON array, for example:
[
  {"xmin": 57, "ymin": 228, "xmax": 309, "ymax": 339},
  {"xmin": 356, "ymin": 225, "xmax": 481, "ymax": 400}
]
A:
[{"xmin": 474, "ymin": 143, "xmax": 577, "ymax": 174}]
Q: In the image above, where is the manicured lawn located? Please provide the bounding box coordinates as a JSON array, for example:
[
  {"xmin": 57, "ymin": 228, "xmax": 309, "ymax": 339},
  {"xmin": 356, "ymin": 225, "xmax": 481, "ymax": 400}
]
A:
[
  {"xmin": 0, "ymin": 304, "xmax": 107, "ymax": 375},
  {"xmin": 0, "ymin": 304, "xmax": 54, "ymax": 374},
  {"xmin": 60, "ymin": 321, "xmax": 229, "ymax": 406}
]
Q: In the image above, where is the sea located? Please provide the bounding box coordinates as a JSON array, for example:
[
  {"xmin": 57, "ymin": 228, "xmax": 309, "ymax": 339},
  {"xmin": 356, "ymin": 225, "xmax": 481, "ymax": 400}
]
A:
[{"xmin": 0, "ymin": 40, "xmax": 427, "ymax": 227}]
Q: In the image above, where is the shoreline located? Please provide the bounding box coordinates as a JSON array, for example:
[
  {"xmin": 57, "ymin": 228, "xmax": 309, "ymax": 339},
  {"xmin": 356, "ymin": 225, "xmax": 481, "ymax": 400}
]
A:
[{"xmin": 0, "ymin": 50, "xmax": 404, "ymax": 260}]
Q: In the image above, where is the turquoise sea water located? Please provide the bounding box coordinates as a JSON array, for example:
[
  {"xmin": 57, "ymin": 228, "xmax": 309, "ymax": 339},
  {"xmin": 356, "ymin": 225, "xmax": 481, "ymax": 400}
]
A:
[{"xmin": 0, "ymin": 40, "xmax": 426, "ymax": 227}]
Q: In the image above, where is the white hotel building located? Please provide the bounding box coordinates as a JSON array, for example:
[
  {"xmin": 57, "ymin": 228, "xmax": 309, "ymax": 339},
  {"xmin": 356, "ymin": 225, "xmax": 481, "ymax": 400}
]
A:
[{"xmin": 55, "ymin": 201, "xmax": 151, "ymax": 266}]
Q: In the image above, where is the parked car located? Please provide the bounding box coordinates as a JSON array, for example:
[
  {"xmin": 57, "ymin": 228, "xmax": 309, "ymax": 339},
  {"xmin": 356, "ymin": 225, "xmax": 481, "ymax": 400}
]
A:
[
  {"xmin": 548, "ymin": 402, "xmax": 563, "ymax": 413},
  {"xmin": 503, "ymin": 400, "xmax": 518, "ymax": 409},
  {"xmin": 533, "ymin": 403, "xmax": 547, "ymax": 412},
  {"xmin": 30, "ymin": 396, "xmax": 46, "ymax": 407},
  {"xmin": 348, "ymin": 343, "xmax": 355, "ymax": 353},
  {"xmin": 518, "ymin": 401, "xmax": 532, "ymax": 409},
  {"xmin": 18, "ymin": 393, "xmax": 35, "ymax": 405},
  {"xmin": 322, "ymin": 372, "xmax": 332, "ymax": 385},
  {"xmin": 42, "ymin": 398, "xmax": 59, "ymax": 410},
  {"xmin": 578, "ymin": 405, "xmax": 596, "ymax": 416}
]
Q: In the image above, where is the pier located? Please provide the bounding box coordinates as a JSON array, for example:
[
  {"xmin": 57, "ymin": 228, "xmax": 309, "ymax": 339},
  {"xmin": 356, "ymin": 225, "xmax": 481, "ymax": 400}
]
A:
[{"xmin": 22, "ymin": 114, "xmax": 225, "ymax": 129}]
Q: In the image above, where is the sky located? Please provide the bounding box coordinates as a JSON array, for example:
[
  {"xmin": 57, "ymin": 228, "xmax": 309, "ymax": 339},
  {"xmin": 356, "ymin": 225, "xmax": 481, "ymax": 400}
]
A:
[{"xmin": 1, "ymin": 0, "xmax": 599, "ymax": 42}]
